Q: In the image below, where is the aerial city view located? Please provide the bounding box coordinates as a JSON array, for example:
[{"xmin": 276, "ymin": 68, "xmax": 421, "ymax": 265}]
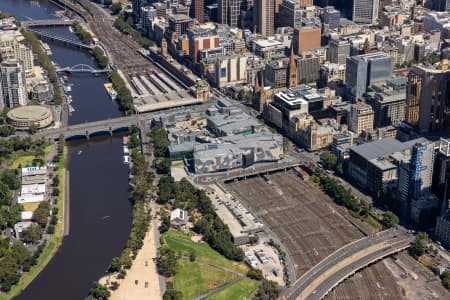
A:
[{"xmin": 3, "ymin": 0, "xmax": 450, "ymax": 299}]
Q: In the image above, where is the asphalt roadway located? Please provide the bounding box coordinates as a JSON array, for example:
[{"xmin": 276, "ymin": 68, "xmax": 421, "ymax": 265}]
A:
[
  {"xmin": 285, "ymin": 230, "xmax": 412, "ymax": 300},
  {"xmin": 304, "ymin": 238, "xmax": 412, "ymax": 300}
]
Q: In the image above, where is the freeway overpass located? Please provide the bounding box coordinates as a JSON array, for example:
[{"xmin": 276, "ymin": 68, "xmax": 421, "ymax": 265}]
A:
[{"xmin": 283, "ymin": 229, "xmax": 413, "ymax": 300}]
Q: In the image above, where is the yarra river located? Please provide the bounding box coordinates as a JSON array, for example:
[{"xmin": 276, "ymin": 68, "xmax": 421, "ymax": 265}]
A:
[{"xmin": 0, "ymin": 1, "xmax": 133, "ymax": 299}]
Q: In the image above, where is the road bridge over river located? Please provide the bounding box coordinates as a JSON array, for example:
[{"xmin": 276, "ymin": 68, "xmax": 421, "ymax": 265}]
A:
[
  {"xmin": 282, "ymin": 229, "xmax": 413, "ymax": 300},
  {"xmin": 33, "ymin": 113, "xmax": 152, "ymax": 140}
]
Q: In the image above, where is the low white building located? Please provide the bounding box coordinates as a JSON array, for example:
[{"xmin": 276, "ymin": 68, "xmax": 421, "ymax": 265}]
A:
[
  {"xmin": 21, "ymin": 183, "xmax": 46, "ymax": 195},
  {"xmin": 170, "ymin": 208, "xmax": 188, "ymax": 228},
  {"xmin": 18, "ymin": 194, "xmax": 44, "ymax": 204}
]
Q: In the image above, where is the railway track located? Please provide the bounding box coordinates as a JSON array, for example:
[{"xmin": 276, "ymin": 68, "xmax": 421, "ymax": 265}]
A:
[{"xmin": 229, "ymin": 171, "xmax": 403, "ymax": 299}]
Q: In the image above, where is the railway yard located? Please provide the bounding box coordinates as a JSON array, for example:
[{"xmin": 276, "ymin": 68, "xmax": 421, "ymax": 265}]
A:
[
  {"xmin": 61, "ymin": 0, "xmax": 200, "ymax": 112},
  {"xmin": 77, "ymin": 0, "xmax": 153, "ymax": 77},
  {"xmin": 228, "ymin": 170, "xmax": 404, "ymax": 299}
]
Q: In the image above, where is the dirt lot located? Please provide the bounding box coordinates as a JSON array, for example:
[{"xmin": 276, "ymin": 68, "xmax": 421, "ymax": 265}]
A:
[
  {"xmin": 383, "ymin": 252, "xmax": 450, "ymax": 300},
  {"xmin": 228, "ymin": 170, "xmax": 403, "ymax": 299}
]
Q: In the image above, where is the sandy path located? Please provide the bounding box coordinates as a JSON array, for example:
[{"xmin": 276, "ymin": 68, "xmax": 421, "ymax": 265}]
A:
[{"xmin": 102, "ymin": 204, "xmax": 162, "ymax": 300}]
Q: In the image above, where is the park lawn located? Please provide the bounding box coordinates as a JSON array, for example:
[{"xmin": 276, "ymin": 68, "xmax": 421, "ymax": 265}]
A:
[
  {"xmin": 8, "ymin": 144, "xmax": 54, "ymax": 169},
  {"xmin": 171, "ymin": 160, "xmax": 184, "ymax": 167},
  {"xmin": 206, "ymin": 278, "xmax": 259, "ymax": 300},
  {"xmin": 9, "ymin": 154, "xmax": 35, "ymax": 169},
  {"xmin": 174, "ymin": 260, "xmax": 236, "ymax": 300},
  {"xmin": 163, "ymin": 231, "xmax": 248, "ymax": 274}
]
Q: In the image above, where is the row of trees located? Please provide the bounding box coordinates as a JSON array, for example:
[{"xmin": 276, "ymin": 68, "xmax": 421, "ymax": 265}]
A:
[
  {"xmin": 113, "ymin": 13, "xmax": 154, "ymax": 48},
  {"xmin": 21, "ymin": 30, "xmax": 62, "ymax": 105},
  {"xmin": 157, "ymin": 176, "xmax": 244, "ymax": 261},
  {"xmin": 72, "ymin": 22, "xmax": 92, "ymax": 44},
  {"xmin": 105, "ymin": 133, "xmax": 152, "ymax": 291},
  {"xmin": 0, "ymin": 136, "xmax": 47, "ymax": 163},
  {"xmin": 92, "ymin": 47, "xmax": 108, "ymax": 69},
  {"xmin": 149, "ymin": 127, "xmax": 171, "ymax": 174},
  {"xmin": 110, "ymin": 71, "xmax": 133, "ymax": 114},
  {"xmin": 315, "ymin": 174, "xmax": 399, "ymax": 229}
]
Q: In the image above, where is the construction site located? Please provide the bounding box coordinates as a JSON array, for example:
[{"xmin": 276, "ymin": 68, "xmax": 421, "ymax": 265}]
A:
[{"xmin": 227, "ymin": 170, "xmax": 404, "ymax": 299}]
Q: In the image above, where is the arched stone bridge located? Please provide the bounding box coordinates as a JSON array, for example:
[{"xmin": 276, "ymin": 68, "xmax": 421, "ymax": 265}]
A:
[{"xmin": 33, "ymin": 113, "xmax": 154, "ymax": 141}]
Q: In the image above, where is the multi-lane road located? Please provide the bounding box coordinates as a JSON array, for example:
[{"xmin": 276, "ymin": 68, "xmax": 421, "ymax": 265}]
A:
[{"xmin": 283, "ymin": 229, "xmax": 413, "ymax": 300}]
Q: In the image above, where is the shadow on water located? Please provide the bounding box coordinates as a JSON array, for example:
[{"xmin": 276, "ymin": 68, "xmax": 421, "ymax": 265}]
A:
[
  {"xmin": 15, "ymin": 135, "xmax": 132, "ymax": 300},
  {"xmin": 0, "ymin": 1, "xmax": 133, "ymax": 299}
]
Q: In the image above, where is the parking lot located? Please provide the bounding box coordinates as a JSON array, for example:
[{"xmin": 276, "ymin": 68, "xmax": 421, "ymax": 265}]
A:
[{"xmin": 228, "ymin": 170, "xmax": 403, "ymax": 299}]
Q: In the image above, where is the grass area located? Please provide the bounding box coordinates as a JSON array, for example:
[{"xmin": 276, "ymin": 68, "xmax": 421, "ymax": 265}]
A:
[
  {"xmin": 8, "ymin": 145, "xmax": 54, "ymax": 169},
  {"xmin": 174, "ymin": 260, "xmax": 237, "ymax": 300},
  {"xmin": 206, "ymin": 278, "xmax": 259, "ymax": 300},
  {"xmin": 171, "ymin": 160, "xmax": 185, "ymax": 167},
  {"xmin": 363, "ymin": 215, "xmax": 383, "ymax": 232},
  {"xmin": 1, "ymin": 145, "xmax": 66, "ymax": 300},
  {"xmin": 418, "ymin": 254, "xmax": 438, "ymax": 270},
  {"xmin": 163, "ymin": 231, "xmax": 248, "ymax": 274},
  {"xmin": 9, "ymin": 155, "xmax": 35, "ymax": 169}
]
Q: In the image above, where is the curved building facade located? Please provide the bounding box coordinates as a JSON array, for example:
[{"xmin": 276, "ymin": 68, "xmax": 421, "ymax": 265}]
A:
[{"xmin": 7, "ymin": 105, "xmax": 54, "ymax": 129}]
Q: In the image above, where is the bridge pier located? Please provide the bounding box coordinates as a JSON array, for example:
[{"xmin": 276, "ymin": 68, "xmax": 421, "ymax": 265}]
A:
[
  {"xmin": 85, "ymin": 130, "xmax": 89, "ymax": 140},
  {"xmin": 109, "ymin": 127, "xmax": 113, "ymax": 136}
]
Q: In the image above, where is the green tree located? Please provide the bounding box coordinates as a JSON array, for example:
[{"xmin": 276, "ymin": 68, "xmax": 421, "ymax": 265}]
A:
[
  {"xmin": 156, "ymin": 158, "xmax": 171, "ymax": 174},
  {"xmin": 381, "ymin": 211, "xmax": 399, "ymax": 228},
  {"xmin": 0, "ymin": 182, "xmax": 12, "ymax": 205},
  {"xmin": 109, "ymin": 257, "xmax": 122, "ymax": 272},
  {"xmin": 247, "ymin": 268, "xmax": 263, "ymax": 280},
  {"xmin": 128, "ymin": 133, "xmax": 140, "ymax": 149},
  {"xmin": 159, "ymin": 247, "xmax": 178, "ymax": 277},
  {"xmin": 254, "ymin": 279, "xmax": 279, "ymax": 300},
  {"xmin": 32, "ymin": 201, "xmax": 50, "ymax": 227},
  {"xmin": 0, "ymin": 125, "xmax": 15, "ymax": 137},
  {"xmin": 189, "ymin": 250, "xmax": 197, "ymax": 262},
  {"xmin": 21, "ymin": 224, "xmax": 44, "ymax": 244},
  {"xmin": 409, "ymin": 232, "xmax": 428, "ymax": 259},
  {"xmin": 163, "ymin": 282, "xmax": 183, "ymax": 300},
  {"xmin": 319, "ymin": 150, "xmax": 337, "ymax": 170},
  {"xmin": 88, "ymin": 281, "xmax": 111, "ymax": 300},
  {"xmin": 111, "ymin": 2, "xmax": 122, "ymax": 15},
  {"xmin": 1, "ymin": 169, "xmax": 20, "ymax": 190}
]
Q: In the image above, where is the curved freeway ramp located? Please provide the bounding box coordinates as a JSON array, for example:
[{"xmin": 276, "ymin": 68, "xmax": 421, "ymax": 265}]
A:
[{"xmin": 283, "ymin": 229, "xmax": 412, "ymax": 300}]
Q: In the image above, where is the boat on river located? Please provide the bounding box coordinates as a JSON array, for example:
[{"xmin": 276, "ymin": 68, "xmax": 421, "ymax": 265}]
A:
[{"xmin": 104, "ymin": 83, "xmax": 118, "ymax": 101}]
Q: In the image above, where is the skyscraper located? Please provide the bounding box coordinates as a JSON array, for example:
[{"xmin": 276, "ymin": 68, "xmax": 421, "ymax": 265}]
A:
[
  {"xmin": 132, "ymin": 0, "xmax": 147, "ymax": 25},
  {"xmin": 218, "ymin": 0, "xmax": 242, "ymax": 27},
  {"xmin": 0, "ymin": 60, "xmax": 28, "ymax": 109},
  {"xmin": 190, "ymin": 0, "xmax": 205, "ymax": 23},
  {"xmin": 278, "ymin": 0, "xmax": 302, "ymax": 29},
  {"xmin": 328, "ymin": 38, "xmax": 350, "ymax": 64},
  {"xmin": 0, "ymin": 30, "xmax": 34, "ymax": 73},
  {"xmin": 405, "ymin": 61, "xmax": 450, "ymax": 133},
  {"xmin": 345, "ymin": 52, "xmax": 393, "ymax": 99},
  {"xmin": 253, "ymin": 0, "xmax": 274, "ymax": 36},
  {"xmin": 323, "ymin": 6, "xmax": 340, "ymax": 29},
  {"xmin": 292, "ymin": 27, "xmax": 321, "ymax": 55},
  {"xmin": 352, "ymin": 0, "xmax": 379, "ymax": 24}
]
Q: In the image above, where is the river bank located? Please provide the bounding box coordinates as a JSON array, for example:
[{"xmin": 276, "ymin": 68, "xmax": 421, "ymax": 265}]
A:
[{"xmin": 1, "ymin": 143, "xmax": 67, "ymax": 300}]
